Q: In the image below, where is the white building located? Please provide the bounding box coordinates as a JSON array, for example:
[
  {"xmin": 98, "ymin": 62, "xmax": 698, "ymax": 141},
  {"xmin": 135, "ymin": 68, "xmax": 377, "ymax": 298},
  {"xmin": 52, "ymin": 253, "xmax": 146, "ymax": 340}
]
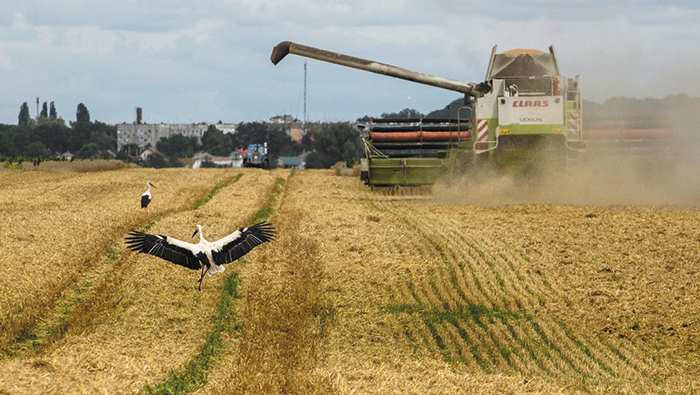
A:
[
  {"xmin": 117, "ymin": 122, "xmax": 209, "ymax": 151},
  {"xmin": 214, "ymin": 123, "xmax": 237, "ymax": 134}
]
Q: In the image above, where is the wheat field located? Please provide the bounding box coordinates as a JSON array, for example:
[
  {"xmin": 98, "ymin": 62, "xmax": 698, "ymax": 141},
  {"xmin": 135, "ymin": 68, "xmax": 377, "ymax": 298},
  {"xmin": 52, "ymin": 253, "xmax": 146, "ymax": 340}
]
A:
[{"xmin": 0, "ymin": 165, "xmax": 699, "ymax": 394}]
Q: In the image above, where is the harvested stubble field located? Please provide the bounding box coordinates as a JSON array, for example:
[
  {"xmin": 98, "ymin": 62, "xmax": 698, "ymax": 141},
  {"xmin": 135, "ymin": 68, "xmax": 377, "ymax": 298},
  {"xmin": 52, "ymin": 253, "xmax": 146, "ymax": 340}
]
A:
[{"xmin": 1, "ymin": 164, "xmax": 699, "ymax": 394}]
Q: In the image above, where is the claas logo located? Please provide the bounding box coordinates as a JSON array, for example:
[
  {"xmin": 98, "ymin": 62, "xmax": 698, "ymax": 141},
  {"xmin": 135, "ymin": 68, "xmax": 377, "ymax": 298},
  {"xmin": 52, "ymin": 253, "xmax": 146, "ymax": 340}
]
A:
[{"xmin": 512, "ymin": 99, "xmax": 549, "ymax": 108}]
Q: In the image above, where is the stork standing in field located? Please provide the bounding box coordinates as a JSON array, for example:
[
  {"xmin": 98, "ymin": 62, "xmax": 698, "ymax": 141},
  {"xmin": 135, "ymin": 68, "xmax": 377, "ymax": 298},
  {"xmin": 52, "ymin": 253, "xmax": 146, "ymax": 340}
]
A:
[
  {"xmin": 125, "ymin": 221, "xmax": 275, "ymax": 290},
  {"xmin": 141, "ymin": 181, "xmax": 156, "ymax": 210}
]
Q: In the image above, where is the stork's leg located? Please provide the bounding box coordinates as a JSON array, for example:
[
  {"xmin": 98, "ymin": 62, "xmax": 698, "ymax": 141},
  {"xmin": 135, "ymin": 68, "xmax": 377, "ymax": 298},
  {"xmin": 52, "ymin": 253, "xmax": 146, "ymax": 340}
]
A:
[{"xmin": 197, "ymin": 265, "xmax": 206, "ymax": 291}]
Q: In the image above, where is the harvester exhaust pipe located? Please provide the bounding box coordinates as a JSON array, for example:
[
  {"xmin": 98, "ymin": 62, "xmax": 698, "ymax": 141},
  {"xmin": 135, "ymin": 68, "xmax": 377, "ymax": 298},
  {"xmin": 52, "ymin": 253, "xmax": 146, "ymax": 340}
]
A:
[{"xmin": 271, "ymin": 41, "xmax": 491, "ymax": 98}]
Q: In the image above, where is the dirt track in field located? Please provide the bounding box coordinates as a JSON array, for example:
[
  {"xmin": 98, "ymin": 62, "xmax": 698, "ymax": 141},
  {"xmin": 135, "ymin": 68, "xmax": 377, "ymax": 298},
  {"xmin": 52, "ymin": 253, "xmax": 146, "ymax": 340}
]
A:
[{"xmin": 1, "ymin": 167, "xmax": 699, "ymax": 394}]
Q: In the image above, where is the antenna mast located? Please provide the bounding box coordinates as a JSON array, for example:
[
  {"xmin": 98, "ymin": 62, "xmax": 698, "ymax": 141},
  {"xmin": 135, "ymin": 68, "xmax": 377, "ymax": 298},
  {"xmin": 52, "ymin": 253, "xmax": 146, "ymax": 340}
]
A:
[{"xmin": 303, "ymin": 60, "xmax": 307, "ymax": 135}]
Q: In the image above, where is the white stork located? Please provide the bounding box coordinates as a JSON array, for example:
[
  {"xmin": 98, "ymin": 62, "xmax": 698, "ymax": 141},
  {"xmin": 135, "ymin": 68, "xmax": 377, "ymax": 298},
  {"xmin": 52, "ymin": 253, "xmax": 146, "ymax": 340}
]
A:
[
  {"xmin": 141, "ymin": 181, "xmax": 156, "ymax": 209},
  {"xmin": 125, "ymin": 221, "xmax": 275, "ymax": 290}
]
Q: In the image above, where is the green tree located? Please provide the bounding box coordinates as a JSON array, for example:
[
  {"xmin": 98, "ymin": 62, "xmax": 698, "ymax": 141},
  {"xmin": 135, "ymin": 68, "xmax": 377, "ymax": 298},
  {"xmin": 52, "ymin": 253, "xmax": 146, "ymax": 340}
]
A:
[
  {"xmin": 26, "ymin": 141, "xmax": 52, "ymax": 157},
  {"xmin": 67, "ymin": 112, "xmax": 116, "ymax": 155},
  {"xmin": 34, "ymin": 122, "xmax": 70, "ymax": 153},
  {"xmin": 91, "ymin": 120, "xmax": 117, "ymax": 152},
  {"xmin": 167, "ymin": 155, "xmax": 183, "ymax": 167},
  {"xmin": 69, "ymin": 123, "xmax": 90, "ymax": 152},
  {"xmin": 49, "ymin": 101, "xmax": 57, "ymax": 119},
  {"xmin": 201, "ymin": 125, "xmax": 233, "ymax": 156},
  {"xmin": 425, "ymin": 97, "xmax": 472, "ymax": 119},
  {"xmin": 40, "ymin": 102, "xmax": 48, "ymax": 118},
  {"xmin": 144, "ymin": 151, "xmax": 181, "ymax": 168},
  {"xmin": 76, "ymin": 142, "xmax": 99, "ymax": 159},
  {"xmin": 304, "ymin": 122, "xmax": 363, "ymax": 169},
  {"xmin": 69, "ymin": 103, "xmax": 93, "ymax": 151},
  {"xmin": 10, "ymin": 125, "xmax": 37, "ymax": 155},
  {"xmin": 156, "ymin": 134, "xmax": 200, "ymax": 158},
  {"xmin": 357, "ymin": 107, "xmax": 429, "ymax": 122},
  {"xmin": 0, "ymin": 124, "xmax": 14, "ymax": 156},
  {"xmin": 233, "ymin": 122, "xmax": 276, "ymax": 149},
  {"xmin": 380, "ymin": 108, "xmax": 425, "ymax": 120},
  {"xmin": 76, "ymin": 103, "xmax": 90, "ymax": 124},
  {"xmin": 18, "ymin": 102, "xmax": 31, "ymax": 126},
  {"xmin": 95, "ymin": 132, "xmax": 116, "ymax": 153}
]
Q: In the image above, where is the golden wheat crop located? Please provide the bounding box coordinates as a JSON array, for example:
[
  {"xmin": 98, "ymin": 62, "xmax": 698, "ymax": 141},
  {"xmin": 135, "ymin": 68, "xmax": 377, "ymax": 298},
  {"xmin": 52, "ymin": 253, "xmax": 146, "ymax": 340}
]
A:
[
  {"xmin": 1, "ymin": 167, "xmax": 699, "ymax": 394},
  {"xmin": 203, "ymin": 169, "xmax": 700, "ymax": 394},
  {"xmin": 0, "ymin": 168, "xmax": 231, "ymax": 350},
  {"xmin": 0, "ymin": 167, "xmax": 288, "ymax": 394}
]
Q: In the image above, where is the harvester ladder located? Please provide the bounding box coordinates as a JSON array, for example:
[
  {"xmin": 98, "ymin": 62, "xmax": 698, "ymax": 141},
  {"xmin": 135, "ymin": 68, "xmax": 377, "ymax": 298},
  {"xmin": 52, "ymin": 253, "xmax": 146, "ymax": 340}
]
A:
[
  {"xmin": 564, "ymin": 75, "xmax": 586, "ymax": 160},
  {"xmin": 473, "ymin": 118, "xmax": 498, "ymax": 154}
]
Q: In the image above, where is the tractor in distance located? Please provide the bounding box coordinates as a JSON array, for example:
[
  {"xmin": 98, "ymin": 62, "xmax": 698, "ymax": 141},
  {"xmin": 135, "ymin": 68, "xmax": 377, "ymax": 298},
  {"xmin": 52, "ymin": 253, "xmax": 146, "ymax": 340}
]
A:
[{"xmin": 243, "ymin": 142, "xmax": 270, "ymax": 169}]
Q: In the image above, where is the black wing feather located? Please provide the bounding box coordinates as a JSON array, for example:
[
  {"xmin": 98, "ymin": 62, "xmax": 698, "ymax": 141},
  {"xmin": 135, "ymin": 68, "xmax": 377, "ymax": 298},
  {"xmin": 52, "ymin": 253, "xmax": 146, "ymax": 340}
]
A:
[
  {"xmin": 125, "ymin": 230, "xmax": 201, "ymax": 270},
  {"xmin": 213, "ymin": 221, "xmax": 275, "ymax": 265},
  {"xmin": 141, "ymin": 194, "xmax": 151, "ymax": 208}
]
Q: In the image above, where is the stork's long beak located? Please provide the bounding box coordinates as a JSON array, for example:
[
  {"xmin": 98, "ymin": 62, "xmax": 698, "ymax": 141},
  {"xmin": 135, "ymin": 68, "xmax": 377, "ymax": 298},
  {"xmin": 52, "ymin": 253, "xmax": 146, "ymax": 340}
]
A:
[
  {"xmin": 150, "ymin": 182, "xmax": 156, "ymax": 188},
  {"xmin": 192, "ymin": 228, "xmax": 199, "ymax": 238}
]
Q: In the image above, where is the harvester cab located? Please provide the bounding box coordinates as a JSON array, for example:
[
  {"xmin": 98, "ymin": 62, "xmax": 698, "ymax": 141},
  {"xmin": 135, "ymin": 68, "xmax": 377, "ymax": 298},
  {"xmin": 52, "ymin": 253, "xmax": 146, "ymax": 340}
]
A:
[
  {"xmin": 474, "ymin": 46, "xmax": 586, "ymax": 174},
  {"xmin": 271, "ymin": 41, "xmax": 585, "ymax": 186}
]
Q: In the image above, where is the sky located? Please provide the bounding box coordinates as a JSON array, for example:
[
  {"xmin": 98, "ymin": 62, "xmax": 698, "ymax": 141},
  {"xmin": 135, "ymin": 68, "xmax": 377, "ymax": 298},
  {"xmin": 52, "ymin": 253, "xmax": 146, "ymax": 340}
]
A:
[{"xmin": 1, "ymin": 0, "xmax": 699, "ymax": 126}]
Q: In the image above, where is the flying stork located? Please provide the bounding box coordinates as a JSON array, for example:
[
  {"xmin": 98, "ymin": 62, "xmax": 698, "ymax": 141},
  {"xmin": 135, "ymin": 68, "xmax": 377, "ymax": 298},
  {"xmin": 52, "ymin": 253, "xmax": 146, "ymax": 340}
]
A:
[
  {"xmin": 141, "ymin": 181, "xmax": 156, "ymax": 209},
  {"xmin": 125, "ymin": 221, "xmax": 275, "ymax": 290}
]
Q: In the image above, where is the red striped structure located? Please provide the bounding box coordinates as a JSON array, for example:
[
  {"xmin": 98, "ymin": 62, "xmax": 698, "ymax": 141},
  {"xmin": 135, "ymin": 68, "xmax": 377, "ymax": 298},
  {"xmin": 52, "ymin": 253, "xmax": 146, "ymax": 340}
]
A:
[
  {"xmin": 370, "ymin": 131, "xmax": 471, "ymax": 143},
  {"xmin": 477, "ymin": 119, "xmax": 489, "ymax": 142}
]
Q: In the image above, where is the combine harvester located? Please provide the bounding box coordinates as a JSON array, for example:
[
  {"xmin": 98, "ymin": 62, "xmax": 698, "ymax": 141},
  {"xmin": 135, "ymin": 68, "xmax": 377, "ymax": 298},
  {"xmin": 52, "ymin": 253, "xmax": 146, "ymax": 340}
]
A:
[{"xmin": 271, "ymin": 41, "xmax": 586, "ymax": 187}]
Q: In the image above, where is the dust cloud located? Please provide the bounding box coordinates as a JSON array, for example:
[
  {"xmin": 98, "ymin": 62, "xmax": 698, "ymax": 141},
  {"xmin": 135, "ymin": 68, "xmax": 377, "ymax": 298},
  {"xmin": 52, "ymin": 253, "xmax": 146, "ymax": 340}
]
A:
[
  {"xmin": 433, "ymin": 135, "xmax": 700, "ymax": 207},
  {"xmin": 433, "ymin": 96, "xmax": 700, "ymax": 207}
]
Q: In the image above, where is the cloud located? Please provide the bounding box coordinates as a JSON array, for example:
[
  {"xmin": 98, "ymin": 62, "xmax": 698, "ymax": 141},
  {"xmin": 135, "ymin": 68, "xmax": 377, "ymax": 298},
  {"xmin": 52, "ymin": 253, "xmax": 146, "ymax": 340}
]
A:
[{"xmin": 1, "ymin": 1, "xmax": 698, "ymax": 124}]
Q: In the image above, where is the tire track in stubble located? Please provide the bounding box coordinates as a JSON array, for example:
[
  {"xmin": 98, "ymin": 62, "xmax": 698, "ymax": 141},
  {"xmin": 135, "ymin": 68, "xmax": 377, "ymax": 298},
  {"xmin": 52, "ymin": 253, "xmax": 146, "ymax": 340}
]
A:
[
  {"xmin": 143, "ymin": 172, "xmax": 290, "ymax": 395},
  {"xmin": 407, "ymin": 204, "xmax": 638, "ymax": 382},
  {"xmin": 3, "ymin": 173, "xmax": 244, "ymax": 360},
  {"xmin": 368, "ymin": 196, "xmax": 649, "ymax": 386}
]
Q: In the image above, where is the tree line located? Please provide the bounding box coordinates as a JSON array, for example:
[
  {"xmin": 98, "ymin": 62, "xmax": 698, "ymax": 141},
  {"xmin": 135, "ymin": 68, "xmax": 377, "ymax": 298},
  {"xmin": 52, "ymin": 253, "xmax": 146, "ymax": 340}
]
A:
[
  {"xmin": 1, "ymin": 101, "xmax": 116, "ymax": 163},
  {"xmin": 0, "ymin": 102, "xmax": 365, "ymax": 169}
]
